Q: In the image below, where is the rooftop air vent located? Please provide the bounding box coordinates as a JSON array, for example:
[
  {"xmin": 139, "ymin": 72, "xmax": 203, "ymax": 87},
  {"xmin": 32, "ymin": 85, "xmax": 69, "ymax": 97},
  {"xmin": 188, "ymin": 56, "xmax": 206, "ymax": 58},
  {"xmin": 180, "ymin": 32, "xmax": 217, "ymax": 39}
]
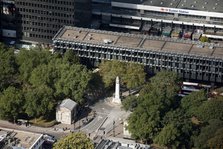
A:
[
  {"xmin": 194, "ymin": 1, "xmax": 197, "ymax": 3},
  {"xmin": 204, "ymin": 2, "xmax": 208, "ymax": 5},
  {"xmin": 215, "ymin": 3, "xmax": 218, "ymax": 5},
  {"xmin": 150, "ymin": 0, "xmax": 152, "ymax": 3},
  {"xmin": 170, "ymin": 3, "xmax": 173, "ymax": 5},
  {"xmin": 103, "ymin": 39, "xmax": 113, "ymax": 44},
  {"xmin": 160, "ymin": 1, "xmax": 163, "ymax": 5},
  {"xmin": 191, "ymin": 4, "xmax": 195, "ymax": 8},
  {"xmin": 213, "ymin": 7, "xmax": 216, "ymax": 10}
]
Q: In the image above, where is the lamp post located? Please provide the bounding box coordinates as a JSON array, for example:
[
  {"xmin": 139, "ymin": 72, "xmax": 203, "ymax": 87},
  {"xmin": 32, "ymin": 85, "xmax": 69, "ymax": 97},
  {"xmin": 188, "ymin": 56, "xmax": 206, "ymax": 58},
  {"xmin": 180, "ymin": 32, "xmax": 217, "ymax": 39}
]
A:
[{"xmin": 113, "ymin": 120, "xmax": 115, "ymax": 137}]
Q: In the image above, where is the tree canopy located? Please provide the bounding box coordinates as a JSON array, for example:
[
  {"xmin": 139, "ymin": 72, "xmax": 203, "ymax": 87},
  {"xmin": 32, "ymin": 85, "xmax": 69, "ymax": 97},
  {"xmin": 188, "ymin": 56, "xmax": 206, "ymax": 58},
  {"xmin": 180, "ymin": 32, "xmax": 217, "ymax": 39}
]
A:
[
  {"xmin": 0, "ymin": 87, "xmax": 24, "ymax": 121},
  {"xmin": 127, "ymin": 71, "xmax": 182, "ymax": 144},
  {"xmin": 0, "ymin": 43, "xmax": 17, "ymax": 91},
  {"xmin": 99, "ymin": 60, "xmax": 146, "ymax": 89},
  {"xmin": 0, "ymin": 45, "xmax": 93, "ymax": 121},
  {"xmin": 53, "ymin": 132, "xmax": 94, "ymax": 149}
]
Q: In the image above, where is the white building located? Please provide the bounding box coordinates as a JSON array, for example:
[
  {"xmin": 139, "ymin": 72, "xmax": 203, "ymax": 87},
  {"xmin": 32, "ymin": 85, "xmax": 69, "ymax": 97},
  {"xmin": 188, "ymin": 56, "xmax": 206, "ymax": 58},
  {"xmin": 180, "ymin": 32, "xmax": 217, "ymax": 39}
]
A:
[{"xmin": 56, "ymin": 98, "xmax": 78, "ymax": 125}]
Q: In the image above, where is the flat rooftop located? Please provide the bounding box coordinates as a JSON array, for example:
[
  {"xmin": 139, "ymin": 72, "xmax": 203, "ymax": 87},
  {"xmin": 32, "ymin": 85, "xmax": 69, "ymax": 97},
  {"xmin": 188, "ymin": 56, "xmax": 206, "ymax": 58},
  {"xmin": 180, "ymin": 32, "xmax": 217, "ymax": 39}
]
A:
[
  {"xmin": 113, "ymin": 0, "xmax": 223, "ymax": 13},
  {"xmin": 0, "ymin": 128, "xmax": 43, "ymax": 149},
  {"xmin": 53, "ymin": 26, "xmax": 223, "ymax": 59}
]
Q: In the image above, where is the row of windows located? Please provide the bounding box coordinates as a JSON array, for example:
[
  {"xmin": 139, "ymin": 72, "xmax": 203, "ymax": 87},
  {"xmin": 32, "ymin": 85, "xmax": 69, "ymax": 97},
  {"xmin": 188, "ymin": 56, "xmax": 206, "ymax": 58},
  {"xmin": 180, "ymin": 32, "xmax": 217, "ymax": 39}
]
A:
[
  {"xmin": 21, "ymin": 20, "xmax": 63, "ymax": 28},
  {"xmin": 16, "ymin": 1, "xmax": 74, "ymax": 7},
  {"xmin": 23, "ymin": 27, "xmax": 57, "ymax": 34},
  {"xmin": 20, "ymin": 15, "xmax": 73, "ymax": 24},
  {"xmin": 18, "ymin": 8, "xmax": 74, "ymax": 16},
  {"xmin": 24, "ymin": 32, "xmax": 52, "ymax": 39}
]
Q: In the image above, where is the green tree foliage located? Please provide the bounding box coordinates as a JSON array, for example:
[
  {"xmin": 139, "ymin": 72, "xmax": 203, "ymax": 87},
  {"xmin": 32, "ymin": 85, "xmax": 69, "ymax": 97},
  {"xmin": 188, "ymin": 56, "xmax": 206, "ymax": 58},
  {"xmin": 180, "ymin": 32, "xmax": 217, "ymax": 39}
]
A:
[
  {"xmin": 0, "ymin": 47, "xmax": 92, "ymax": 121},
  {"xmin": 0, "ymin": 87, "xmax": 23, "ymax": 121},
  {"xmin": 122, "ymin": 95, "xmax": 138, "ymax": 111},
  {"xmin": 154, "ymin": 124, "xmax": 180, "ymax": 148},
  {"xmin": 127, "ymin": 71, "xmax": 181, "ymax": 143},
  {"xmin": 54, "ymin": 64, "xmax": 91, "ymax": 104},
  {"xmin": 0, "ymin": 43, "xmax": 17, "ymax": 91},
  {"xmin": 24, "ymin": 50, "xmax": 91, "ymax": 104},
  {"xmin": 208, "ymin": 127, "xmax": 223, "ymax": 149},
  {"xmin": 53, "ymin": 132, "xmax": 94, "ymax": 149},
  {"xmin": 193, "ymin": 119, "xmax": 223, "ymax": 149},
  {"xmin": 195, "ymin": 99, "xmax": 223, "ymax": 122},
  {"xmin": 161, "ymin": 109, "xmax": 193, "ymax": 148},
  {"xmin": 16, "ymin": 49, "xmax": 51, "ymax": 82},
  {"xmin": 127, "ymin": 104, "xmax": 161, "ymax": 141},
  {"xmin": 99, "ymin": 60, "xmax": 146, "ymax": 89},
  {"xmin": 181, "ymin": 90, "xmax": 207, "ymax": 116},
  {"xmin": 149, "ymin": 71, "xmax": 181, "ymax": 101},
  {"xmin": 24, "ymin": 85, "xmax": 54, "ymax": 118},
  {"xmin": 63, "ymin": 49, "xmax": 80, "ymax": 65}
]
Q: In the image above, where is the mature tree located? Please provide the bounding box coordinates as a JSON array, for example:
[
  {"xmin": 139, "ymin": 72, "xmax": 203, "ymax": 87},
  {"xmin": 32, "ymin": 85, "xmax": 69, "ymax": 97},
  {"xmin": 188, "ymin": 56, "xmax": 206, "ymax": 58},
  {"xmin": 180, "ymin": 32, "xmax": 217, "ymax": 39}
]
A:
[
  {"xmin": 99, "ymin": 60, "xmax": 126, "ymax": 87},
  {"xmin": 181, "ymin": 90, "xmax": 207, "ymax": 117},
  {"xmin": 54, "ymin": 64, "xmax": 91, "ymax": 104},
  {"xmin": 0, "ymin": 87, "xmax": 23, "ymax": 121},
  {"xmin": 122, "ymin": 95, "xmax": 138, "ymax": 111},
  {"xmin": 149, "ymin": 71, "xmax": 181, "ymax": 101},
  {"xmin": 208, "ymin": 127, "xmax": 223, "ymax": 149},
  {"xmin": 0, "ymin": 44, "xmax": 17, "ymax": 91},
  {"xmin": 195, "ymin": 99, "xmax": 223, "ymax": 122},
  {"xmin": 127, "ymin": 71, "xmax": 181, "ymax": 143},
  {"xmin": 63, "ymin": 49, "xmax": 79, "ymax": 65},
  {"xmin": 127, "ymin": 104, "xmax": 161, "ymax": 142},
  {"xmin": 193, "ymin": 119, "xmax": 223, "ymax": 149},
  {"xmin": 53, "ymin": 132, "xmax": 94, "ymax": 149},
  {"xmin": 154, "ymin": 123, "xmax": 180, "ymax": 148},
  {"xmin": 124, "ymin": 63, "xmax": 146, "ymax": 89},
  {"xmin": 161, "ymin": 109, "xmax": 194, "ymax": 148},
  {"xmin": 16, "ymin": 49, "xmax": 51, "ymax": 82},
  {"xmin": 99, "ymin": 60, "xmax": 145, "ymax": 89},
  {"xmin": 24, "ymin": 85, "xmax": 55, "ymax": 118}
]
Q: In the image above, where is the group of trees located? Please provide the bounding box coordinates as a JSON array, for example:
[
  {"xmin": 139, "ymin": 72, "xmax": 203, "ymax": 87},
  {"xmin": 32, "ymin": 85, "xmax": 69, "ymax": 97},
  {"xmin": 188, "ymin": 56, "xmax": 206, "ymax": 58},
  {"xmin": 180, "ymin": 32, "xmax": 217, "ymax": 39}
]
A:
[
  {"xmin": 0, "ymin": 44, "xmax": 92, "ymax": 121},
  {"xmin": 123, "ymin": 71, "xmax": 223, "ymax": 149},
  {"xmin": 1, "ymin": 42, "xmax": 222, "ymax": 149},
  {"xmin": 53, "ymin": 132, "xmax": 94, "ymax": 149},
  {"xmin": 99, "ymin": 60, "xmax": 146, "ymax": 89}
]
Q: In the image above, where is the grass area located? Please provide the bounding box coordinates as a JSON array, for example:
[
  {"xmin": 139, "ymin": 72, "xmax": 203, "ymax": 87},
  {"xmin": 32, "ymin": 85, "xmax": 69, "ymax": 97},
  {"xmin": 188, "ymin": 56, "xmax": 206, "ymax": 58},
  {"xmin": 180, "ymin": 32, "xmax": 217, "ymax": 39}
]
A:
[{"xmin": 30, "ymin": 116, "xmax": 57, "ymax": 128}]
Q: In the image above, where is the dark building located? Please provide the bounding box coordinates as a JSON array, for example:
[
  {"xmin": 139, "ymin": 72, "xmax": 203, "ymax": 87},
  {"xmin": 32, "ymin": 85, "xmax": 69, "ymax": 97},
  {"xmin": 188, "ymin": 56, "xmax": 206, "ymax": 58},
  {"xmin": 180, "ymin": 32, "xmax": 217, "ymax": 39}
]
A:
[
  {"xmin": 53, "ymin": 26, "xmax": 223, "ymax": 83},
  {"xmin": 0, "ymin": 0, "xmax": 91, "ymax": 44},
  {"xmin": 92, "ymin": 0, "xmax": 223, "ymax": 40},
  {"xmin": 0, "ymin": 0, "xmax": 17, "ymax": 43}
]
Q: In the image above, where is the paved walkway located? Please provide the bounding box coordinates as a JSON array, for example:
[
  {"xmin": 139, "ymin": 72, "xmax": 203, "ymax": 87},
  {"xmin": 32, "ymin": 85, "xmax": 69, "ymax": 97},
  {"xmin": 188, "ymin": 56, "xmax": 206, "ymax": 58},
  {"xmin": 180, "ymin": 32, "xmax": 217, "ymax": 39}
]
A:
[{"xmin": 0, "ymin": 98, "xmax": 131, "ymax": 140}]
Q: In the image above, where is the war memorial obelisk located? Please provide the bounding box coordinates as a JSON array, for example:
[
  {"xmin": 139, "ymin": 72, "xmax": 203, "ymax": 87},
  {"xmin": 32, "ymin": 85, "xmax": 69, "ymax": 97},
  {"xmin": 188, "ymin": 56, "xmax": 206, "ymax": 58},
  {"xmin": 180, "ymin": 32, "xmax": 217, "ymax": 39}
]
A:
[{"xmin": 112, "ymin": 76, "xmax": 121, "ymax": 104}]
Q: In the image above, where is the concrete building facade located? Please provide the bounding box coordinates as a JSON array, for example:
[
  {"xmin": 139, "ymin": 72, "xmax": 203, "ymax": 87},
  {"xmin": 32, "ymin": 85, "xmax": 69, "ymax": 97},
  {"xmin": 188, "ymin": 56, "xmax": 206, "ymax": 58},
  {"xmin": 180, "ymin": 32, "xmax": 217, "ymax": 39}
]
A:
[{"xmin": 53, "ymin": 26, "xmax": 223, "ymax": 83}]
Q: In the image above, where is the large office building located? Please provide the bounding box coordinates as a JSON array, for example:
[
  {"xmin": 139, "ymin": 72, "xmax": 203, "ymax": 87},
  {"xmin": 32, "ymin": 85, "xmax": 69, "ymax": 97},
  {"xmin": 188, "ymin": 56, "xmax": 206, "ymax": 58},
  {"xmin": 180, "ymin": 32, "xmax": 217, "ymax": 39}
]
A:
[
  {"xmin": 53, "ymin": 26, "xmax": 223, "ymax": 83},
  {"xmin": 92, "ymin": 0, "xmax": 223, "ymax": 39},
  {"xmin": 0, "ymin": 0, "xmax": 91, "ymax": 43}
]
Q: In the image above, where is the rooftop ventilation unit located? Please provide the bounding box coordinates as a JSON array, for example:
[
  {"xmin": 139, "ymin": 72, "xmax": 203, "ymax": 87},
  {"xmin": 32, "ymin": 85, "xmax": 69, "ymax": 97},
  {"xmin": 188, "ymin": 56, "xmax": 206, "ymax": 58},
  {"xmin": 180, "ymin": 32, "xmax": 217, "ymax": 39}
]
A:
[
  {"xmin": 103, "ymin": 39, "xmax": 113, "ymax": 44},
  {"xmin": 160, "ymin": 1, "xmax": 163, "ymax": 5}
]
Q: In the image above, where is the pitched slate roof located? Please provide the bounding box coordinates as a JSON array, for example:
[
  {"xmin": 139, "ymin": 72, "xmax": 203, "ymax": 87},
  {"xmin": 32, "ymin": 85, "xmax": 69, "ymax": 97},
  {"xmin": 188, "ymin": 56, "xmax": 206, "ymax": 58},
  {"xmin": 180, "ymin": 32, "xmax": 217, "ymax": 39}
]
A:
[{"xmin": 59, "ymin": 98, "xmax": 77, "ymax": 110}]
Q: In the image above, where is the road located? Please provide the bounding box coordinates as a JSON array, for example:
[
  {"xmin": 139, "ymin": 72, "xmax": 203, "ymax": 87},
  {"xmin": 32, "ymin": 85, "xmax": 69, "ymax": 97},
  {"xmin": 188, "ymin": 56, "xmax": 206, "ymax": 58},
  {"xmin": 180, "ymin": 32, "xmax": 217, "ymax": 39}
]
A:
[{"xmin": 0, "ymin": 98, "xmax": 130, "ymax": 140}]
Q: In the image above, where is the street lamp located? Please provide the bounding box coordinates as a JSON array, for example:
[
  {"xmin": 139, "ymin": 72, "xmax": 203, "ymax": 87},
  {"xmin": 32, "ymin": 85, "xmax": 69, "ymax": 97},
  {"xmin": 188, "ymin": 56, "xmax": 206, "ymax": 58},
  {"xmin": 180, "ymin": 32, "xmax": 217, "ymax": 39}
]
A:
[{"xmin": 113, "ymin": 120, "xmax": 115, "ymax": 137}]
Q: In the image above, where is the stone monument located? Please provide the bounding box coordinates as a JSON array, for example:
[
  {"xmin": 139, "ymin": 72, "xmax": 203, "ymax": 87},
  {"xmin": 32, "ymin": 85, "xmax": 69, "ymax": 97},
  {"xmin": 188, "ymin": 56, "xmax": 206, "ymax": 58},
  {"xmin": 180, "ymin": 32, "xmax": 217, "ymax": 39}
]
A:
[{"xmin": 112, "ymin": 76, "xmax": 121, "ymax": 104}]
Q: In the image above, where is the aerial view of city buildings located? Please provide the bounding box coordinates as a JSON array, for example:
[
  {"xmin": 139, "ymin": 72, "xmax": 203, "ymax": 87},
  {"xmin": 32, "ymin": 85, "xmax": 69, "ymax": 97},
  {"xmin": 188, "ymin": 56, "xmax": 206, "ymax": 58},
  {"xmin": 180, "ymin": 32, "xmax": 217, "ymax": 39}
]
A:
[{"xmin": 0, "ymin": 0, "xmax": 223, "ymax": 149}]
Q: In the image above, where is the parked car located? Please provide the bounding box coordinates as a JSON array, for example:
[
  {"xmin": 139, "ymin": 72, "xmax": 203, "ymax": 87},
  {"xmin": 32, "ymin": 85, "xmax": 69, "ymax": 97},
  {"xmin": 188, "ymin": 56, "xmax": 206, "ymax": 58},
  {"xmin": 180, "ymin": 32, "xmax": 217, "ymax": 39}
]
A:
[{"xmin": 43, "ymin": 134, "xmax": 57, "ymax": 143}]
